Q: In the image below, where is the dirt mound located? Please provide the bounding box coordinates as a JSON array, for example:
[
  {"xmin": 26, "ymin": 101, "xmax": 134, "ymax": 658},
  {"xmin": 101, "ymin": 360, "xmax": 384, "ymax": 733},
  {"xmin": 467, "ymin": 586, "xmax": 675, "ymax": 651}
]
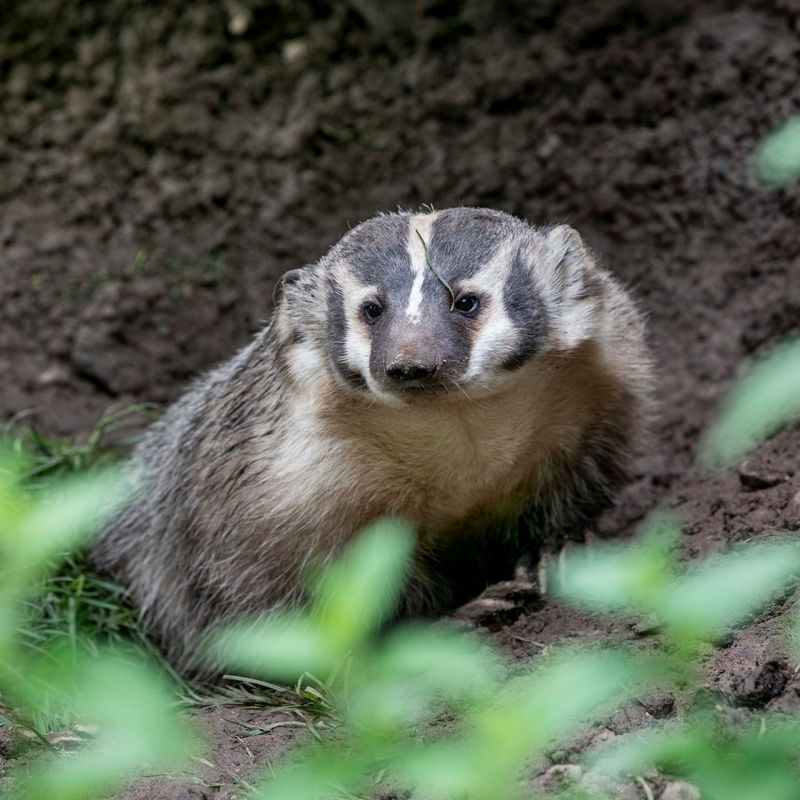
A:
[{"xmin": 1, "ymin": 0, "xmax": 799, "ymax": 796}]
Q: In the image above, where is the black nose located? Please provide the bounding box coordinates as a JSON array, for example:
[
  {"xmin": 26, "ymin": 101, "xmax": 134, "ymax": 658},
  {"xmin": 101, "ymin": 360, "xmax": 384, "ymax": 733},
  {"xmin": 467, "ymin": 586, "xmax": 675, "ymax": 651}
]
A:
[{"xmin": 386, "ymin": 361, "xmax": 438, "ymax": 382}]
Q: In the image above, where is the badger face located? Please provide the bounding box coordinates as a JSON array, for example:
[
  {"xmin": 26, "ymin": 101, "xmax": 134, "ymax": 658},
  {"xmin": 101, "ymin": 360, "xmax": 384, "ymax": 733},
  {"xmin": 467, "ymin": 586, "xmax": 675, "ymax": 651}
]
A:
[{"xmin": 283, "ymin": 207, "xmax": 599, "ymax": 403}]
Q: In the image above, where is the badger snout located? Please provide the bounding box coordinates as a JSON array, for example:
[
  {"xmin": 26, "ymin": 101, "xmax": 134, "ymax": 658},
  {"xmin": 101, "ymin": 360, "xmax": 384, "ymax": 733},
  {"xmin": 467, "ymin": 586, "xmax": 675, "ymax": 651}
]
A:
[
  {"xmin": 385, "ymin": 359, "xmax": 439, "ymax": 383},
  {"xmin": 371, "ymin": 318, "xmax": 465, "ymax": 397}
]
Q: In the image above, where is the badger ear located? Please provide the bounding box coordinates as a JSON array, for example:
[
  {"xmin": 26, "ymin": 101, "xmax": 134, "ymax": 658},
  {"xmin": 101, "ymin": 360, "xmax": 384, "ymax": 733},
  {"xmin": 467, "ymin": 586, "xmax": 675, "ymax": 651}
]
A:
[
  {"xmin": 273, "ymin": 264, "xmax": 313, "ymax": 306},
  {"xmin": 272, "ymin": 264, "xmax": 320, "ymax": 346},
  {"xmin": 542, "ymin": 224, "xmax": 591, "ymax": 290},
  {"xmin": 281, "ymin": 267, "xmax": 306, "ymax": 286},
  {"xmin": 534, "ymin": 224, "xmax": 601, "ymax": 347}
]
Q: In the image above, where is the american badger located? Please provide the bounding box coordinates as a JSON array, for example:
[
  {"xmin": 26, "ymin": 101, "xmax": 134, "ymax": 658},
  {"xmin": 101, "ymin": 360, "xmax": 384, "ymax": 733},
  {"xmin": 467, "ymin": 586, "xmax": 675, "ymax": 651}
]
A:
[{"xmin": 94, "ymin": 207, "xmax": 652, "ymax": 673}]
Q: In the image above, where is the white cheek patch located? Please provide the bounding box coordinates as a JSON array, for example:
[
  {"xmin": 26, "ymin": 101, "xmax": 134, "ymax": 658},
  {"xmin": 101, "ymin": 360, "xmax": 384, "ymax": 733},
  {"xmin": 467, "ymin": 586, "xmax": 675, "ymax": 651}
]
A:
[
  {"xmin": 345, "ymin": 325, "xmax": 396, "ymax": 400},
  {"xmin": 404, "ymin": 213, "xmax": 436, "ymax": 324},
  {"xmin": 465, "ymin": 306, "xmax": 517, "ymax": 383},
  {"xmin": 464, "ymin": 239, "xmax": 519, "ymax": 382},
  {"xmin": 337, "ymin": 268, "xmax": 376, "ymax": 375},
  {"xmin": 333, "ymin": 266, "xmax": 399, "ymax": 401},
  {"xmin": 346, "ymin": 321, "xmax": 372, "ymax": 379}
]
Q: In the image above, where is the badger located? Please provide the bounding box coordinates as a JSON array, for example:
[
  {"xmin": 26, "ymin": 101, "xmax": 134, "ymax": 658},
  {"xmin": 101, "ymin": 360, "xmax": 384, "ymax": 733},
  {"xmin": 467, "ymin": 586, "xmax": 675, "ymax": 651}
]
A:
[{"xmin": 93, "ymin": 207, "xmax": 652, "ymax": 674}]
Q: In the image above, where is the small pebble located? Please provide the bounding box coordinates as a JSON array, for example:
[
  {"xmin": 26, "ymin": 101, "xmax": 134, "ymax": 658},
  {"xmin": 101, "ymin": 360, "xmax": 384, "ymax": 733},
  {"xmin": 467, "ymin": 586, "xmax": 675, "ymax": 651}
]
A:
[
  {"xmin": 542, "ymin": 763, "xmax": 582, "ymax": 789},
  {"xmin": 643, "ymin": 691, "xmax": 676, "ymax": 718},
  {"xmin": 661, "ymin": 779, "xmax": 701, "ymax": 800},
  {"xmin": 282, "ymin": 39, "xmax": 309, "ymax": 67},
  {"xmin": 738, "ymin": 460, "xmax": 783, "ymax": 491},
  {"xmin": 37, "ymin": 363, "xmax": 72, "ymax": 387},
  {"xmin": 588, "ymin": 726, "xmax": 616, "ymax": 749}
]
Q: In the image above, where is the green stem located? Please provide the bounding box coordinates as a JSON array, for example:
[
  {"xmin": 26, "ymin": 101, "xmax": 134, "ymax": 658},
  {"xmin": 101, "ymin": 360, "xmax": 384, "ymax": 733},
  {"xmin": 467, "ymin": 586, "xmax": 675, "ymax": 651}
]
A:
[{"xmin": 415, "ymin": 229, "xmax": 455, "ymax": 311}]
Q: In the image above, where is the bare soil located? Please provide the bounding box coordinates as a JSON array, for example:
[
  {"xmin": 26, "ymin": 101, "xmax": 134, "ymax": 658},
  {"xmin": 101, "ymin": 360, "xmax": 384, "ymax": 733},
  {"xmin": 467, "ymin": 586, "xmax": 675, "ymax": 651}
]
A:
[{"xmin": 1, "ymin": 0, "xmax": 799, "ymax": 796}]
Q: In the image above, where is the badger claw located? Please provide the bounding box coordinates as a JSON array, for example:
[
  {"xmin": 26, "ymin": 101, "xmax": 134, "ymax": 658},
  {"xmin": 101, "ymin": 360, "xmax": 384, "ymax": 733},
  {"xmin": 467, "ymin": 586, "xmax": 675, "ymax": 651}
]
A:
[{"xmin": 534, "ymin": 542, "xmax": 580, "ymax": 596}]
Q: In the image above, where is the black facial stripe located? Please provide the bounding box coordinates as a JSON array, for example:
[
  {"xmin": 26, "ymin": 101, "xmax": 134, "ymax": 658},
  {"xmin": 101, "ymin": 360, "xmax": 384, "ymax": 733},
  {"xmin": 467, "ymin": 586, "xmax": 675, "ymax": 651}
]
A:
[
  {"xmin": 501, "ymin": 249, "xmax": 547, "ymax": 371},
  {"xmin": 501, "ymin": 349, "xmax": 530, "ymax": 372},
  {"xmin": 461, "ymin": 294, "xmax": 488, "ymax": 353},
  {"xmin": 430, "ymin": 208, "xmax": 507, "ymax": 283},
  {"xmin": 336, "ymin": 215, "xmax": 414, "ymax": 309},
  {"xmin": 339, "ymin": 364, "xmax": 368, "ymax": 390},
  {"xmin": 327, "ymin": 282, "xmax": 368, "ymax": 390}
]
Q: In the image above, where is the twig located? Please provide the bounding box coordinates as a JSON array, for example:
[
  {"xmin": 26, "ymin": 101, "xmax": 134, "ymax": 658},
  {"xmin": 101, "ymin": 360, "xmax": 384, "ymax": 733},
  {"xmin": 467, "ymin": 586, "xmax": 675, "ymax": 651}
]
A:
[
  {"xmin": 416, "ymin": 229, "xmax": 455, "ymax": 310},
  {"xmin": 635, "ymin": 775, "xmax": 655, "ymax": 800}
]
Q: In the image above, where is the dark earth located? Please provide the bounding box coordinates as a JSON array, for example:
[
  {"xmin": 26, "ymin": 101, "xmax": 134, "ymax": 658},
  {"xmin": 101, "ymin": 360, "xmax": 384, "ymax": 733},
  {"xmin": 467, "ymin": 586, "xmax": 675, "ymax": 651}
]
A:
[{"xmin": 1, "ymin": 0, "xmax": 799, "ymax": 797}]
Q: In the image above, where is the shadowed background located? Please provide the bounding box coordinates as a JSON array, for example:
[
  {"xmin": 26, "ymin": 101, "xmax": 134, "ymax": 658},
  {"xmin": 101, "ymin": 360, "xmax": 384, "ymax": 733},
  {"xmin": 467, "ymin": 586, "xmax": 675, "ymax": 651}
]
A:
[{"xmin": 2, "ymin": 2, "xmax": 800, "ymax": 796}]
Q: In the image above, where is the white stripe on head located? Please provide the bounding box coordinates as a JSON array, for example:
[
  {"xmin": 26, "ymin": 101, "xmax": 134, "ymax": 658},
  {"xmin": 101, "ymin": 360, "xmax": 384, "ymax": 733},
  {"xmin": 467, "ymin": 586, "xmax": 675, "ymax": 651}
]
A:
[{"xmin": 405, "ymin": 213, "xmax": 436, "ymax": 325}]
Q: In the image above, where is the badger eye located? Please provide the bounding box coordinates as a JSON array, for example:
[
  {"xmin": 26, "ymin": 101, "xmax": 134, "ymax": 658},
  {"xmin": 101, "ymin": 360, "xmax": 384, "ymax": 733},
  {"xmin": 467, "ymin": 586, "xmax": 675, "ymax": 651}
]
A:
[
  {"xmin": 362, "ymin": 301, "xmax": 384, "ymax": 323},
  {"xmin": 453, "ymin": 295, "xmax": 480, "ymax": 315}
]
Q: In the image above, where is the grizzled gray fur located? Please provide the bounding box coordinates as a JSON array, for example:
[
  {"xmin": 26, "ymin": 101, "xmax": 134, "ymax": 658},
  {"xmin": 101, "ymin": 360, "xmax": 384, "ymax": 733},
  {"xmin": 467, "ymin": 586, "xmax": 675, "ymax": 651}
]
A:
[{"xmin": 93, "ymin": 207, "xmax": 653, "ymax": 675}]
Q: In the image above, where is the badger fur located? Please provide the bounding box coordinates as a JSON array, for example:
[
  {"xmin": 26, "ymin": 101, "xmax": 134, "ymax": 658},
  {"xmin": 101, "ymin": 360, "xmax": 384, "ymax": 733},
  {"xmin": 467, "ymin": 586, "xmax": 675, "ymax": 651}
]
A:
[{"xmin": 94, "ymin": 207, "xmax": 653, "ymax": 674}]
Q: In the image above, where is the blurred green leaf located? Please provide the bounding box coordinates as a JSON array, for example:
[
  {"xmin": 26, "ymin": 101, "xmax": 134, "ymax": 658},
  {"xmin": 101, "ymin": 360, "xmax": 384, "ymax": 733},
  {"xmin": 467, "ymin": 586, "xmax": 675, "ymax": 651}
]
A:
[
  {"xmin": 595, "ymin": 722, "xmax": 700, "ymax": 776},
  {"xmin": 754, "ymin": 116, "xmax": 800, "ymax": 186},
  {"xmin": 0, "ymin": 445, "xmax": 191, "ymax": 800},
  {"xmin": 0, "ymin": 450, "xmax": 29, "ymax": 528},
  {"xmin": 486, "ymin": 650, "xmax": 638, "ymax": 757},
  {"xmin": 212, "ymin": 519, "xmax": 414, "ymax": 681},
  {"xmin": 0, "ymin": 462, "xmax": 129, "ymax": 673},
  {"xmin": 658, "ymin": 542, "xmax": 800, "ymax": 640},
  {"xmin": 555, "ymin": 513, "xmax": 799, "ymax": 656},
  {"xmin": 396, "ymin": 742, "xmax": 486, "ymax": 800},
  {"xmin": 374, "ymin": 625, "xmax": 503, "ymax": 702},
  {"xmin": 214, "ymin": 613, "xmax": 335, "ymax": 681},
  {"xmin": 19, "ymin": 650, "xmax": 195, "ymax": 800},
  {"xmin": 397, "ymin": 649, "xmax": 639, "ymax": 800},
  {"xmin": 10, "ymin": 468, "xmax": 128, "ymax": 575},
  {"xmin": 702, "ymin": 338, "xmax": 800, "ymax": 468},
  {"xmin": 597, "ymin": 717, "xmax": 800, "ymax": 800},
  {"xmin": 552, "ymin": 514, "xmax": 680, "ymax": 612},
  {"xmin": 311, "ymin": 518, "xmax": 413, "ymax": 651},
  {"xmin": 251, "ymin": 751, "xmax": 368, "ymax": 800}
]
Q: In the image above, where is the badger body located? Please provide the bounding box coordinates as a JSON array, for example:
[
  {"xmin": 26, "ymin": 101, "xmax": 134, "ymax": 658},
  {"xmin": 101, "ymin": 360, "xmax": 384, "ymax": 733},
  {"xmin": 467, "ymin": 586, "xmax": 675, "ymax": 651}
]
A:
[{"xmin": 94, "ymin": 207, "xmax": 652, "ymax": 673}]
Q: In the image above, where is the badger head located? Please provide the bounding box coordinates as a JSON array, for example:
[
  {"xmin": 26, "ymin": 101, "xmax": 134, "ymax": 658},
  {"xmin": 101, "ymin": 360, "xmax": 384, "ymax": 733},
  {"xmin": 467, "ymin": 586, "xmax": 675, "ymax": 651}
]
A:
[{"xmin": 276, "ymin": 207, "xmax": 604, "ymax": 402}]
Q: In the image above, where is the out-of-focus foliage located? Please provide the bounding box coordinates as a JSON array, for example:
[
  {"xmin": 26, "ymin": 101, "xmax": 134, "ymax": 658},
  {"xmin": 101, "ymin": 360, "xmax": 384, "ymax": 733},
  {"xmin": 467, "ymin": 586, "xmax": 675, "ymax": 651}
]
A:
[
  {"xmin": 0, "ymin": 448, "xmax": 126, "ymax": 674},
  {"xmin": 0, "ymin": 445, "xmax": 194, "ymax": 799},
  {"xmin": 394, "ymin": 651, "xmax": 636, "ymax": 800},
  {"xmin": 216, "ymin": 521, "xmax": 641, "ymax": 800},
  {"xmin": 701, "ymin": 337, "xmax": 800, "ymax": 468},
  {"xmin": 16, "ymin": 653, "xmax": 194, "ymax": 800},
  {"xmin": 253, "ymin": 653, "xmax": 639, "ymax": 800},
  {"xmin": 553, "ymin": 513, "xmax": 800, "ymax": 659},
  {"xmin": 598, "ymin": 716, "xmax": 800, "ymax": 800},
  {"xmin": 554, "ymin": 332, "xmax": 800, "ymax": 799},
  {"xmin": 555, "ymin": 515, "xmax": 800, "ymax": 800},
  {"xmin": 5, "ymin": 409, "xmax": 165, "ymax": 667},
  {"xmin": 217, "ymin": 519, "xmax": 414, "ymax": 681},
  {"xmin": 754, "ymin": 116, "xmax": 800, "ymax": 186},
  {"xmin": 219, "ymin": 498, "xmax": 800, "ymax": 798}
]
